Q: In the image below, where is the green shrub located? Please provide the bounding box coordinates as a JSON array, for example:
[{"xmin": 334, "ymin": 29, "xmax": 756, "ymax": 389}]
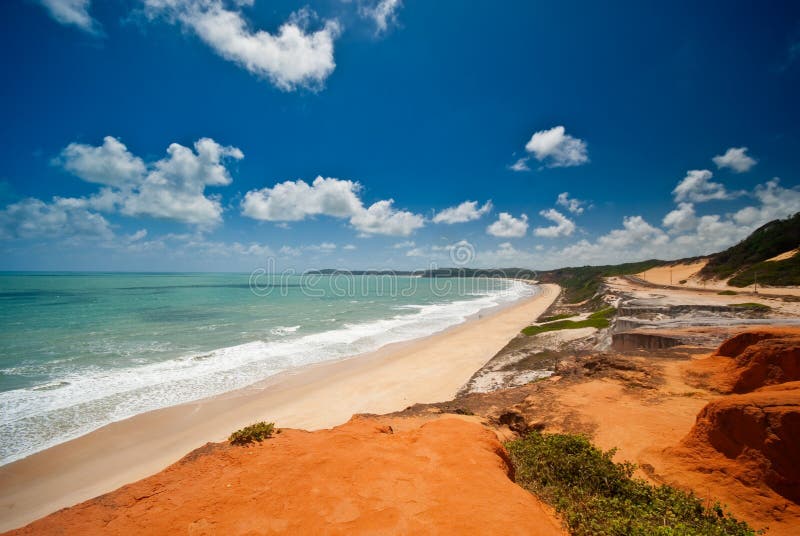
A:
[
  {"xmin": 507, "ymin": 431, "xmax": 756, "ymax": 535},
  {"xmin": 727, "ymin": 254, "xmax": 800, "ymax": 287},
  {"xmin": 229, "ymin": 422, "xmax": 275, "ymax": 445},
  {"xmin": 522, "ymin": 307, "xmax": 616, "ymax": 336},
  {"xmin": 717, "ymin": 290, "xmax": 738, "ymax": 295},
  {"xmin": 729, "ymin": 302, "xmax": 771, "ymax": 312}
]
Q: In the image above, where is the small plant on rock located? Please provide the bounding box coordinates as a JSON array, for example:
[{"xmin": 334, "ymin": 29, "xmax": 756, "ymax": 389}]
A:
[{"xmin": 229, "ymin": 422, "xmax": 275, "ymax": 445}]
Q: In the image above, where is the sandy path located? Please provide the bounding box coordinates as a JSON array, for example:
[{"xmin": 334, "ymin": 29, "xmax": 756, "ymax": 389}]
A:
[
  {"xmin": 0, "ymin": 283, "xmax": 559, "ymax": 531},
  {"xmin": 636, "ymin": 259, "xmax": 800, "ymax": 297}
]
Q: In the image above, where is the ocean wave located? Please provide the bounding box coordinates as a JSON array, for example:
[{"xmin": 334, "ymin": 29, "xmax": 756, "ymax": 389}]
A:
[
  {"xmin": 270, "ymin": 325, "xmax": 301, "ymax": 336},
  {"xmin": 0, "ymin": 280, "xmax": 536, "ymax": 465}
]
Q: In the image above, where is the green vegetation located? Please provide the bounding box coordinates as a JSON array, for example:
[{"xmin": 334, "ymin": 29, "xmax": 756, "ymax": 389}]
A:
[
  {"xmin": 229, "ymin": 422, "xmax": 275, "ymax": 445},
  {"xmin": 522, "ymin": 307, "xmax": 616, "ymax": 336},
  {"xmin": 727, "ymin": 253, "xmax": 800, "ymax": 287},
  {"xmin": 729, "ymin": 302, "xmax": 771, "ymax": 312},
  {"xmin": 507, "ymin": 431, "xmax": 756, "ymax": 536},
  {"xmin": 700, "ymin": 212, "xmax": 800, "ymax": 283},
  {"xmin": 538, "ymin": 260, "xmax": 669, "ymax": 303},
  {"xmin": 717, "ymin": 290, "xmax": 738, "ymax": 295},
  {"xmin": 538, "ymin": 313, "xmax": 576, "ymax": 322}
]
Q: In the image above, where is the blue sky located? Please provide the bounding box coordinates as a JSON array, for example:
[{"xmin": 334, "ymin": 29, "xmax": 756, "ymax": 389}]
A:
[{"xmin": 1, "ymin": 0, "xmax": 799, "ymax": 271}]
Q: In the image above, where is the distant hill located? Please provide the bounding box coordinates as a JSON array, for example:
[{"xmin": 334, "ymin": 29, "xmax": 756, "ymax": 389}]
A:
[
  {"xmin": 700, "ymin": 212, "xmax": 800, "ymax": 287},
  {"xmin": 536, "ymin": 260, "xmax": 667, "ymax": 303}
]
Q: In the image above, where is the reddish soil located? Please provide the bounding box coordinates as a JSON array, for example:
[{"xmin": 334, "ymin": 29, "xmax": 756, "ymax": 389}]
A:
[
  {"xmin": 676, "ymin": 382, "xmax": 800, "ymax": 503},
  {"xmin": 4, "ymin": 417, "xmax": 564, "ymax": 536},
  {"xmin": 687, "ymin": 328, "xmax": 800, "ymax": 393}
]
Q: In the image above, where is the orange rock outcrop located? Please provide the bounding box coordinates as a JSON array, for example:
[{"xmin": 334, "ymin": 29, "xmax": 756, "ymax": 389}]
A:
[
  {"xmin": 677, "ymin": 382, "xmax": 800, "ymax": 504},
  {"xmin": 688, "ymin": 327, "xmax": 800, "ymax": 393},
  {"xmin": 5, "ymin": 417, "xmax": 564, "ymax": 535}
]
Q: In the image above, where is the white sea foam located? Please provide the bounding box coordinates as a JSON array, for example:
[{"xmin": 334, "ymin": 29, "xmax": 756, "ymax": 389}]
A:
[
  {"xmin": 270, "ymin": 325, "xmax": 301, "ymax": 336},
  {"xmin": 0, "ymin": 280, "xmax": 536, "ymax": 464}
]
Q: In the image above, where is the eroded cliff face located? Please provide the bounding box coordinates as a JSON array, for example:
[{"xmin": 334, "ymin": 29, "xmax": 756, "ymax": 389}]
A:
[
  {"xmin": 5, "ymin": 417, "xmax": 564, "ymax": 536},
  {"xmin": 679, "ymin": 382, "xmax": 800, "ymax": 503}
]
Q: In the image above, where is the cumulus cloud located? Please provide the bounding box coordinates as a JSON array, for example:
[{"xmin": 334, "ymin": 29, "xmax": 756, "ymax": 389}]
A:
[
  {"xmin": 662, "ymin": 202, "xmax": 697, "ymax": 233},
  {"xmin": 241, "ymin": 177, "xmax": 362, "ymax": 221},
  {"xmin": 672, "ymin": 169, "xmax": 740, "ymax": 203},
  {"xmin": 39, "ymin": 0, "xmax": 101, "ymax": 34},
  {"xmin": 486, "ymin": 212, "xmax": 528, "ymax": 238},
  {"xmin": 144, "ymin": 1, "xmax": 340, "ymax": 91},
  {"xmin": 508, "ymin": 157, "xmax": 531, "ymax": 172},
  {"xmin": 556, "ymin": 192, "xmax": 586, "ymax": 214},
  {"xmin": 0, "ymin": 197, "xmax": 113, "ymax": 241},
  {"xmin": 57, "ymin": 136, "xmax": 243, "ymax": 226},
  {"xmin": 56, "ymin": 136, "xmax": 146, "ymax": 188},
  {"xmin": 242, "ymin": 177, "xmax": 424, "ymax": 236},
  {"xmin": 732, "ymin": 178, "xmax": 800, "ymax": 226},
  {"xmin": 524, "ymin": 126, "xmax": 589, "ymax": 168},
  {"xmin": 533, "ymin": 209, "xmax": 576, "ymax": 238},
  {"xmin": 713, "ymin": 147, "xmax": 757, "ymax": 173},
  {"xmin": 350, "ymin": 200, "xmax": 424, "ymax": 236},
  {"xmin": 359, "ymin": 0, "xmax": 402, "ymax": 34},
  {"xmin": 432, "ymin": 200, "xmax": 492, "ymax": 224},
  {"xmin": 537, "ymin": 179, "xmax": 800, "ymax": 269}
]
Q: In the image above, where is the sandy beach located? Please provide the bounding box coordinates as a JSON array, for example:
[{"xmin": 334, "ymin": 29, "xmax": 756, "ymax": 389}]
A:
[{"xmin": 0, "ymin": 283, "xmax": 559, "ymax": 531}]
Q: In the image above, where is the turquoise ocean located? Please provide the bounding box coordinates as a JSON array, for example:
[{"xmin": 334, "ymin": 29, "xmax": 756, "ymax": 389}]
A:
[{"xmin": 0, "ymin": 272, "xmax": 534, "ymax": 464}]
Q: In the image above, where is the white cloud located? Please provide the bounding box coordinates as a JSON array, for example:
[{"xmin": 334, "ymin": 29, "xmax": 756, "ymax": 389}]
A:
[
  {"xmin": 342, "ymin": 244, "xmax": 356, "ymax": 250},
  {"xmin": 556, "ymin": 192, "xmax": 586, "ymax": 215},
  {"xmin": 307, "ymin": 242, "xmax": 337, "ymax": 252},
  {"xmin": 242, "ymin": 177, "xmax": 362, "ymax": 221},
  {"xmin": 144, "ymin": 1, "xmax": 340, "ymax": 91},
  {"xmin": 672, "ymin": 169, "xmax": 740, "ymax": 203},
  {"xmin": 538, "ymin": 179, "xmax": 800, "ymax": 269},
  {"xmin": 392, "ymin": 240, "xmax": 415, "ymax": 249},
  {"xmin": 0, "ymin": 197, "xmax": 113, "ymax": 241},
  {"xmin": 242, "ymin": 177, "xmax": 424, "ymax": 236},
  {"xmin": 359, "ymin": 0, "xmax": 402, "ymax": 34},
  {"xmin": 713, "ymin": 147, "xmax": 757, "ymax": 173},
  {"xmin": 350, "ymin": 199, "xmax": 424, "ymax": 236},
  {"xmin": 487, "ymin": 212, "xmax": 528, "ymax": 238},
  {"xmin": 127, "ymin": 229, "xmax": 148, "ymax": 242},
  {"xmin": 732, "ymin": 178, "xmax": 800, "ymax": 226},
  {"xmin": 662, "ymin": 202, "xmax": 697, "ymax": 233},
  {"xmin": 58, "ymin": 136, "xmax": 243, "ymax": 226},
  {"xmin": 509, "ymin": 157, "xmax": 531, "ymax": 172},
  {"xmin": 39, "ymin": 0, "xmax": 101, "ymax": 34},
  {"xmin": 56, "ymin": 136, "xmax": 146, "ymax": 188},
  {"xmin": 432, "ymin": 200, "xmax": 492, "ymax": 224},
  {"xmin": 533, "ymin": 208, "xmax": 576, "ymax": 238},
  {"xmin": 524, "ymin": 126, "xmax": 589, "ymax": 168}
]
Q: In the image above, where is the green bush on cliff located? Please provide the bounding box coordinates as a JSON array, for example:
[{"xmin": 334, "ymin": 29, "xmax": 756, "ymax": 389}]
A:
[
  {"xmin": 522, "ymin": 307, "xmax": 616, "ymax": 336},
  {"xmin": 229, "ymin": 422, "xmax": 275, "ymax": 445},
  {"xmin": 507, "ymin": 431, "xmax": 756, "ymax": 535}
]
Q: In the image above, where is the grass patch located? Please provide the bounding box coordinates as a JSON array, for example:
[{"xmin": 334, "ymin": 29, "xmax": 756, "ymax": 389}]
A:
[
  {"xmin": 229, "ymin": 422, "xmax": 275, "ymax": 445},
  {"xmin": 507, "ymin": 431, "xmax": 756, "ymax": 536},
  {"xmin": 729, "ymin": 302, "xmax": 771, "ymax": 312},
  {"xmin": 522, "ymin": 307, "xmax": 615, "ymax": 336},
  {"xmin": 717, "ymin": 290, "xmax": 738, "ymax": 295},
  {"xmin": 538, "ymin": 313, "xmax": 576, "ymax": 322},
  {"xmin": 701, "ymin": 212, "xmax": 799, "ymax": 281},
  {"xmin": 727, "ymin": 253, "xmax": 800, "ymax": 287}
]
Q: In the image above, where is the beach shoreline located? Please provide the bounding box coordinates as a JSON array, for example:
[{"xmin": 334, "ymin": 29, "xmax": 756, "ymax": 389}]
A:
[{"xmin": 0, "ymin": 282, "xmax": 559, "ymax": 531}]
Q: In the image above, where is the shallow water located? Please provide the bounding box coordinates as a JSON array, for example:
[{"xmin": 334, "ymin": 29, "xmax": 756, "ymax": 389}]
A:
[{"xmin": 0, "ymin": 272, "xmax": 534, "ymax": 464}]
